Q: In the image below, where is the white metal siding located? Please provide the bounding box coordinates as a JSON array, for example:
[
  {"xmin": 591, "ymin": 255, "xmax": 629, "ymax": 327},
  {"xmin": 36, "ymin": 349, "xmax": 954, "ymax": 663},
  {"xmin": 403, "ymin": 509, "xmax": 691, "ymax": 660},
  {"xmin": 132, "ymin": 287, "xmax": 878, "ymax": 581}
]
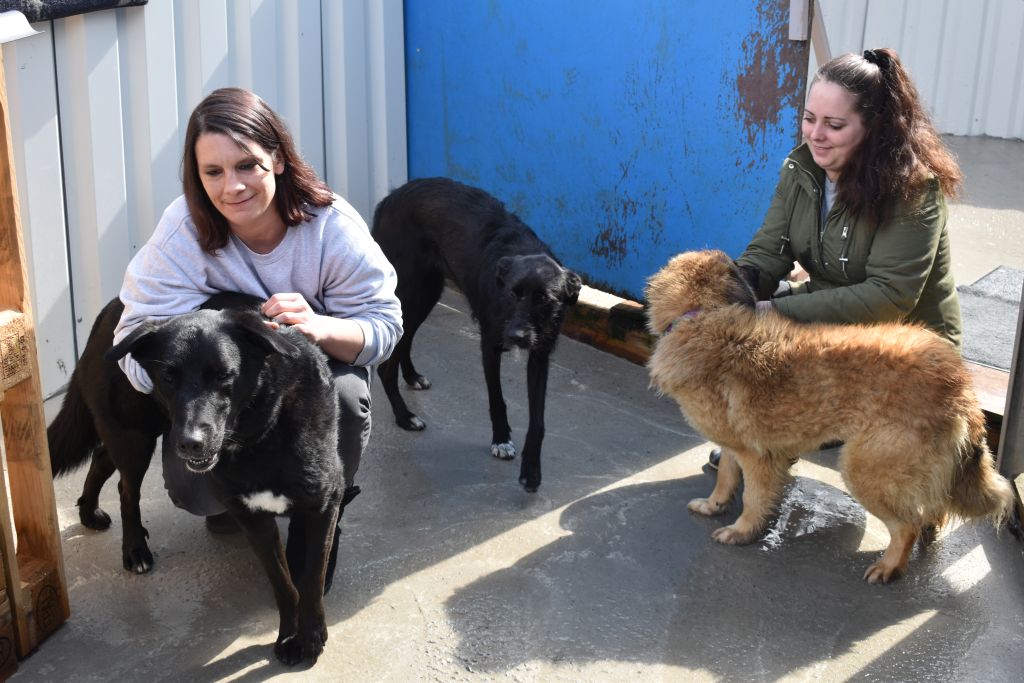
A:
[
  {"xmin": 2, "ymin": 0, "xmax": 407, "ymax": 398},
  {"xmin": 815, "ymin": 0, "xmax": 1024, "ymax": 139}
]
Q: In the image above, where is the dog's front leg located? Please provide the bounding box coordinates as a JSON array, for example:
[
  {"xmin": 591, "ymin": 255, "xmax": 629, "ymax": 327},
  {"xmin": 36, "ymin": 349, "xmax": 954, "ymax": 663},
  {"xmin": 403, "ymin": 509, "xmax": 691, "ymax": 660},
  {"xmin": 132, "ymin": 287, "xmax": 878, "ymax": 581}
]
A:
[
  {"xmin": 234, "ymin": 510, "xmax": 301, "ymax": 665},
  {"xmin": 711, "ymin": 450, "xmax": 788, "ymax": 545},
  {"xmin": 688, "ymin": 447, "xmax": 741, "ymax": 516},
  {"xmin": 518, "ymin": 351, "xmax": 549, "ymax": 492},
  {"xmin": 481, "ymin": 341, "xmax": 515, "ymax": 460},
  {"xmin": 114, "ymin": 434, "xmax": 157, "ymax": 573},
  {"xmin": 292, "ymin": 503, "xmax": 341, "ymax": 664}
]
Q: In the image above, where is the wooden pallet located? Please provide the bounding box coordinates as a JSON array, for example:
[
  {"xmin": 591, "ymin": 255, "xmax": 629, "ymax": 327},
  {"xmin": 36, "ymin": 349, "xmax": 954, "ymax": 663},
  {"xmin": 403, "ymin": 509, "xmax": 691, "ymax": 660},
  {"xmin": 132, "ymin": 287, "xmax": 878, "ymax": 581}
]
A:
[{"xmin": 0, "ymin": 51, "xmax": 70, "ymax": 678}]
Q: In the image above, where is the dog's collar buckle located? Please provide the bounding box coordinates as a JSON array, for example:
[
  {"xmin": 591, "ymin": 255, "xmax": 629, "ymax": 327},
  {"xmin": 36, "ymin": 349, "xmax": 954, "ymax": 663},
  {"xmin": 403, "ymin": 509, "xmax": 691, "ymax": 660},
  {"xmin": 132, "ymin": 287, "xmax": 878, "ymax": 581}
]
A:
[{"xmin": 663, "ymin": 308, "xmax": 701, "ymax": 334}]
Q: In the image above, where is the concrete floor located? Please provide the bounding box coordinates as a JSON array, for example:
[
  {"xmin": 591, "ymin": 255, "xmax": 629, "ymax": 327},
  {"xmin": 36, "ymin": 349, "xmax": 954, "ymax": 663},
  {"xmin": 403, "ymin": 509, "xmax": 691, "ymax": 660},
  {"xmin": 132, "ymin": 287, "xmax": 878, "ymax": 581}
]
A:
[{"xmin": 13, "ymin": 137, "xmax": 1024, "ymax": 682}]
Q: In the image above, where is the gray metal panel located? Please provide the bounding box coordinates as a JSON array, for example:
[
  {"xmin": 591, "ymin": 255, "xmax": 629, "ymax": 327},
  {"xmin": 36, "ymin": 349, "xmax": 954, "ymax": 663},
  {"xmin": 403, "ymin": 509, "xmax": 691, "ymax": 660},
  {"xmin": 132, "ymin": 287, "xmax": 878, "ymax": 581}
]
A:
[
  {"xmin": 1, "ymin": 0, "xmax": 408, "ymax": 398},
  {"xmin": 816, "ymin": 0, "xmax": 1024, "ymax": 139},
  {"xmin": 1, "ymin": 27, "xmax": 76, "ymax": 397},
  {"xmin": 998, "ymin": 287, "xmax": 1024, "ymax": 478}
]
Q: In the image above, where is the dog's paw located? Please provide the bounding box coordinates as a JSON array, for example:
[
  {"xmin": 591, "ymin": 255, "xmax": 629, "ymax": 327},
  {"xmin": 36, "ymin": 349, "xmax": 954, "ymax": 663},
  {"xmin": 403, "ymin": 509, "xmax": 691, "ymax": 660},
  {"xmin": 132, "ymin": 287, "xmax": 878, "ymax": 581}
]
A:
[
  {"xmin": 688, "ymin": 497, "xmax": 727, "ymax": 516},
  {"xmin": 122, "ymin": 545, "xmax": 154, "ymax": 574},
  {"xmin": 406, "ymin": 374, "xmax": 431, "ymax": 390},
  {"xmin": 491, "ymin": 441, "xmax": 516, "ymax": 460},
  {"xmin": 274, "ymin": 635, "xmax": 305, "ymax": 666},
  {"xmin": 519, "ymin": 474, "xmax": 540, "ymax": 493},
  {"xmin": 863, "ymin": 560, "xmax": 904, "ymax": 584},
  {"xmin": 710, "ymin": 524, "xmax": 756, "ymax": 545},
  {"xmin": 398, "ymin": 414, "xmax": 426, "ymax": 431},
  {"xmin": 78, "ymin": 505, "xmax": 112, "ymax": 530}
]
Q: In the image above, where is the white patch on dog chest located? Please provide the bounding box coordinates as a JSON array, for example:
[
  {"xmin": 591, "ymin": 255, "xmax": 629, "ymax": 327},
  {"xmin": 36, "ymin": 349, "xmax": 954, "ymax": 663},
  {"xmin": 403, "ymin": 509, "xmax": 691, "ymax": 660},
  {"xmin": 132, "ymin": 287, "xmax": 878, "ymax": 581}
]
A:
[{"xmin": 240, "ymin": 491, "xmax": 292, "ymax": 514}]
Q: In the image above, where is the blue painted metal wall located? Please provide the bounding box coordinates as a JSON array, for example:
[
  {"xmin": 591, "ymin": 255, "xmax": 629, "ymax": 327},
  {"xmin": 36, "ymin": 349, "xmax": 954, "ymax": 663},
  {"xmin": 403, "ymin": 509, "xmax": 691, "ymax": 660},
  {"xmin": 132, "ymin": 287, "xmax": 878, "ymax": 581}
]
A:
[{"xmin": 404, "ymin": 0, "xmax": 808, "ymax": 300}]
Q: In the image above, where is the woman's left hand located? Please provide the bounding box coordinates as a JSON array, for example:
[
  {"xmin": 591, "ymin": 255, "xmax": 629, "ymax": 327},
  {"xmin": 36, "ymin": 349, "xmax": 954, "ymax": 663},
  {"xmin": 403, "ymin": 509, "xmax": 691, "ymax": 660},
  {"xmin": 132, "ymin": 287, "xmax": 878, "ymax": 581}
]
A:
[{"xmin": 261, "ymin": 293, "xmax": 328, "ymax": 343}]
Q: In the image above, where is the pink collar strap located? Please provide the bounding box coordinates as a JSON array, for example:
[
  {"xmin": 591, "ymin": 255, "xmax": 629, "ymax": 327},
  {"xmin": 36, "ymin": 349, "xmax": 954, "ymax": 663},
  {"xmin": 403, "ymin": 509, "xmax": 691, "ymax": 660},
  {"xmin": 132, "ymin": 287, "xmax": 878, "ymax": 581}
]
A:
[{"xmin": 663, "ymin": 308, "xmax": 701, "ymax": 334}]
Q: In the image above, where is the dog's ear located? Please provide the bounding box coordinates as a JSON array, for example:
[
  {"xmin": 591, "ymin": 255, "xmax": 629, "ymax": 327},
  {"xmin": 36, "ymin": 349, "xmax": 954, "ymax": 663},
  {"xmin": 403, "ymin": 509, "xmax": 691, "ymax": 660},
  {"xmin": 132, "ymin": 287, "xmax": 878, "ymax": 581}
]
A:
[
  {"xmin": 230, "ymin": 311, "xmax": 303, "ymax": 358},
  {"xmin": 495, "ymin": 256, "xmax": 513, "ymax": 289},
  {"xmin": 562, "ymin": 269, "xmax": 582, "ymax": 305},
  {"xmin": 105, "ymin": 321, "xmax": 159, "ymax": 362},
  {"xmin": 727, "ymin": 263, "xmax": 758, "ymax": 308}
]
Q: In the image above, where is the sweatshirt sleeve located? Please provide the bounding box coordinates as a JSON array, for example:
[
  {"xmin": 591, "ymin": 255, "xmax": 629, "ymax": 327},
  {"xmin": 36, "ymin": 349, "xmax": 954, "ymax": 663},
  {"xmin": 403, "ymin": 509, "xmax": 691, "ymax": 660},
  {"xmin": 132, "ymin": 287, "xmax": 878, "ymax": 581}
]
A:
[
  {"xmin": 113, "ymin": 203, "xmax": 222, "ymax": 392},
  {"xmin": 321, "ymin": 205, "xmax": 403, "ymax": 367}
]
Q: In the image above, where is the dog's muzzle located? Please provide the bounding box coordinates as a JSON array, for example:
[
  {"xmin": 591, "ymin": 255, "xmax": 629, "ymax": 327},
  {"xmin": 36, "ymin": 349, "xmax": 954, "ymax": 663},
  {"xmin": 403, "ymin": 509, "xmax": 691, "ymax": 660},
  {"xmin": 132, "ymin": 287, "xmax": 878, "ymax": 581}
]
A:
[
  {"xmin": 175, "ymin": 432, "xmax": 221, "ymax": 473},
  {"xmin": 184, "ymin": 453, "xmax": 219, "ymax": 473}
]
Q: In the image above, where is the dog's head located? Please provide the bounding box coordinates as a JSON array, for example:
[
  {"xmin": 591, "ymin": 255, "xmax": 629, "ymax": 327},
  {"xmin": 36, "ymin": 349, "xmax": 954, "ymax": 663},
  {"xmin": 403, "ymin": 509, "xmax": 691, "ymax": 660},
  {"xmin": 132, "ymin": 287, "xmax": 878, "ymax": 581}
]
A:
[
  {"xmin": 644, "ymin": 250, "xmax": 755, "ymax": 335},
  {"xmin": 107, "ymin": 309, "xmax": 302, "ymax": 473},
  {"xmin": 494, "ymin": 253, "xmax": 582, "ymax": 350}
]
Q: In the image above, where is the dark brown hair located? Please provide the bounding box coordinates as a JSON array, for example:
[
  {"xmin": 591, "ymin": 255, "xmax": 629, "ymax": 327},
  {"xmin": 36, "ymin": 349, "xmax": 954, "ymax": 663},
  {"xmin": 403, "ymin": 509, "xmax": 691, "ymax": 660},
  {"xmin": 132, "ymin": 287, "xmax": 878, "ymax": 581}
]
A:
[
  {"xmin": 812, "ymin": 48, "xmax": 962, "ymax": 224},
  {"xmin": 182, "ymin": 87, "xmax": 334, "ymax": 251}
]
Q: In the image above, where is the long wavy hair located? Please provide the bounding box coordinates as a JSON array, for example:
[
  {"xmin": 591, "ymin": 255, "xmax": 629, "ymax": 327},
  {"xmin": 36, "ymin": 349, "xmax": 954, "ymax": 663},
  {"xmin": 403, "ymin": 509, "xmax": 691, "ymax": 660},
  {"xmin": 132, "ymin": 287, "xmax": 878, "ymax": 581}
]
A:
[
  {"xmin": 813, "ymin": 49, "xmax": 962, "ymax": 225},
  {"xmin": 182, "ymin": 87, "xmax": 334, "ymax": 252}
]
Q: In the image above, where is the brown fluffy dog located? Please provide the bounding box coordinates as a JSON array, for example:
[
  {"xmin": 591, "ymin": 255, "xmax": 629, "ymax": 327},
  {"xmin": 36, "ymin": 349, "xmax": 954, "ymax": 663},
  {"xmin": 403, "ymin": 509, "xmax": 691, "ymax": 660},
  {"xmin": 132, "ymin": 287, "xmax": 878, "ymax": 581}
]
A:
[{"xmin": 645, "ymin": 249, "xmax": 1015, "ymax": 583}]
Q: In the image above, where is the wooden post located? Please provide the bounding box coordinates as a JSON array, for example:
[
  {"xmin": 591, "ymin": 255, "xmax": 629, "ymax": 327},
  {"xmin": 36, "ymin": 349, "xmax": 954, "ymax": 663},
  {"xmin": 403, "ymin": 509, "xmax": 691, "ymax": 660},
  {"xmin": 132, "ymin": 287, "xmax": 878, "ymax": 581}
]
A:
[{"xmin": 0, "ymin": 48, "xmax": 70, "ymax": 660}]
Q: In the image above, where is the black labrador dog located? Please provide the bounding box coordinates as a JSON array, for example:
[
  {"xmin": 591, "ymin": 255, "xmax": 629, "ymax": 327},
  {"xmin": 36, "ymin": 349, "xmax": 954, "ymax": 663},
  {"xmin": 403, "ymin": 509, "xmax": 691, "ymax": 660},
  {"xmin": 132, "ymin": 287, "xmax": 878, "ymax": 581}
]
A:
[
  {"xmin": 47, "ymin": 293, "xmax": 352, "ymax": 665},
  {"xmin": 372, "ymin": 177, "xmax": 581, "ymax": 492}
]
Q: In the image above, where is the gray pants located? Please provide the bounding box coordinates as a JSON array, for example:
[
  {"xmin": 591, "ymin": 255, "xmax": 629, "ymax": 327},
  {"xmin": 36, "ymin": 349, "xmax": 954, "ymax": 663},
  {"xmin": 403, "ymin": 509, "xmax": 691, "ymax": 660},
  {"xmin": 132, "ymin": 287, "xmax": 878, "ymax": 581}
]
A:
[{"xmin": 162, "ymin": 360, "xmax": 371, "ymax": 516}]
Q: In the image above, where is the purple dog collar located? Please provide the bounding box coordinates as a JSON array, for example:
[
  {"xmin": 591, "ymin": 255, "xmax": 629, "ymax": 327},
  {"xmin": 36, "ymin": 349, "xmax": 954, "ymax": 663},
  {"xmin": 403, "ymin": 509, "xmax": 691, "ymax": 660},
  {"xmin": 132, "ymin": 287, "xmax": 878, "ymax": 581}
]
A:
[{"xmin": 663, "ymin": 308, "xmax": 701, "ymax": 334}]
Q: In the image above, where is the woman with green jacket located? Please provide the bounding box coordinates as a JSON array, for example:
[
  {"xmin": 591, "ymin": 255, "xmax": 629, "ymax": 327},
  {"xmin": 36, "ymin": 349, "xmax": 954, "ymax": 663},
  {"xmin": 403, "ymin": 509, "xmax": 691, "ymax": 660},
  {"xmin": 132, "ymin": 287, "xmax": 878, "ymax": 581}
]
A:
[{"xmin": 710, "ymin": 47, "xmax": 964, "ymax": 469}]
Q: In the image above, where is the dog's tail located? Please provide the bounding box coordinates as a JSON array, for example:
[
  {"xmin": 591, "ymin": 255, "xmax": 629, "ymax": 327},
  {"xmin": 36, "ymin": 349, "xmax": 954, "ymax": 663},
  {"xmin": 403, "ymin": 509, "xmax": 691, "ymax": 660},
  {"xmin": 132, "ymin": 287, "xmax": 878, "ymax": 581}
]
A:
[
  {"xmin": 948, "ymin": 420, "xmax": 1016, "ymax": 526},
  {"xmin": 47, "ymin": 378, "xmax": 99, "ymax": 477}
]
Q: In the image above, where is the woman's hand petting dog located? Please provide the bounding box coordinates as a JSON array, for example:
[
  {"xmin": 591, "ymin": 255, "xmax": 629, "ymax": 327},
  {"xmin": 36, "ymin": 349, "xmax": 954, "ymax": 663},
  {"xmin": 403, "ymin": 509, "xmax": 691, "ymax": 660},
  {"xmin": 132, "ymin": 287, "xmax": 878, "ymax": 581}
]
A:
[
  {"xmin": 262, "ymin": 292, "xmax": 365, "ymax": 364},
  {"xmin": 262, "ymin": 292, "xmax": 321, "ymax": 334}
]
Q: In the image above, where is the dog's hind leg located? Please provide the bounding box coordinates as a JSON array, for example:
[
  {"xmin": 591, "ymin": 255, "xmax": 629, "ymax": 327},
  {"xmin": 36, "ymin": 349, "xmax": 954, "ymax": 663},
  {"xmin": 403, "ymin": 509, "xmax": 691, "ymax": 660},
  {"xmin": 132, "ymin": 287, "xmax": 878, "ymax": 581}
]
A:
[
  {"xmin": 710, "ymin": 448, "xmax": 790, "ymax": 545},
  {"xmin": 689, "ymin": 447, "xmax": 742, "ymax": 516},
  {"xmin": 398, "ymin": 268, "xmax": 443, "ymax": 390},
  {"xmin": 518, "ymin": 350, "xmax": 549, "ymax": 492},
  {"xmin": 378, "ymin": 270, "xmax": 443, "ymax": 431},
  {"xmin": 842, "ymin": 438, "xmax": 927, "ymax": 583},
  {"xmin": 481, "ymin": 339, "xmax": 515, "ymax": 461},
  {"xmin": 76, "ymin": 444, "xmax": 116, "ymax": 529}
]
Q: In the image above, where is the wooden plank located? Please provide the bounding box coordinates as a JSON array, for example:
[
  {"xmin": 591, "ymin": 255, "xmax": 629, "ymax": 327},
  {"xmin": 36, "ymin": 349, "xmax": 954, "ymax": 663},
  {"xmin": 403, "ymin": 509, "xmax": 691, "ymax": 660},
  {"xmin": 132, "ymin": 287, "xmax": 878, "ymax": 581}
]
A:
[
  {"xmin": 965, "ymin": 360, "xmax": 1009, "ymax": 420},
  {"xmin": 0, "ymin": 589, "xmax": 16, "ymax": 680},
  {"xmin": 0, "ymin": 51, "xmax": 70, "ymax": 657}
]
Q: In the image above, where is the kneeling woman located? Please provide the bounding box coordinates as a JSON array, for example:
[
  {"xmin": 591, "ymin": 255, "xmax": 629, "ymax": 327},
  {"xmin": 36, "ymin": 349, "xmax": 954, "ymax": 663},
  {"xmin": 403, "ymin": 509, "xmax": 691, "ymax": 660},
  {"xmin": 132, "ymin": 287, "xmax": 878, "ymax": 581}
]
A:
[{"xmin": 113, "ymin": 87, "xmax": 403, "ymax": 582}]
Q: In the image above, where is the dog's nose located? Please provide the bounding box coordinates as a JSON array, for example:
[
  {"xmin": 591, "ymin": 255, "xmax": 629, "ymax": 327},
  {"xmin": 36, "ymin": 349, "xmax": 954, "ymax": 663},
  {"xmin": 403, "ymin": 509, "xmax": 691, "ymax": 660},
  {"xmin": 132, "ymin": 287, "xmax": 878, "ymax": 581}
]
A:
[{"xmin": 176, "ymin": 433, "xmax": 205, "ymax": 455}]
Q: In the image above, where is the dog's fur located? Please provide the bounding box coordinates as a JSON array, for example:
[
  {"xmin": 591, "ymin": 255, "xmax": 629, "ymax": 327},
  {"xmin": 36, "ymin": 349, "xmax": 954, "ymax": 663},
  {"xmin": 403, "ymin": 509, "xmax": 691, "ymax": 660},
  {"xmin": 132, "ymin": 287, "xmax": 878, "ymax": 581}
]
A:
[
  {"xmin": 645, "ymin": 250, "xmax": 1015, "ymax": 583},
  {"xmin": 48, "ymin": 293, "xmax": 346, "ymax": 664},
  {"xmin": 371, "ymin": 177, "xmax": 582, "ymax": 491}
]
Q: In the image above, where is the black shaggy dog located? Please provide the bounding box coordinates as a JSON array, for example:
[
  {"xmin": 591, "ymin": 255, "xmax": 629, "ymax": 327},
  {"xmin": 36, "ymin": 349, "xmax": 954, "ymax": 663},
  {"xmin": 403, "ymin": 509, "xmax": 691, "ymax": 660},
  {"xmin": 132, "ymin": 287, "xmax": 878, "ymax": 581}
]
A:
[
  {"xmin": 48, "ymin": 293, "xmax": 352, "ymax": 665},
  {"xmin": 372, "ymin": 177, "xmax": 582, "ymax": 492}
]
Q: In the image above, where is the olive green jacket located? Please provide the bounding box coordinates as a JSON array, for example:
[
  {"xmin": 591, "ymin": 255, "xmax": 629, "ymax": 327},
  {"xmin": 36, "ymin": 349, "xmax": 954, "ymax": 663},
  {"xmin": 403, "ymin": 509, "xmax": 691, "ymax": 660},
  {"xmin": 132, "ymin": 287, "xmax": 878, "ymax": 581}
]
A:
[{"xmin": 736, "ymin": 143, "xmax": 962, "ymax": 349}]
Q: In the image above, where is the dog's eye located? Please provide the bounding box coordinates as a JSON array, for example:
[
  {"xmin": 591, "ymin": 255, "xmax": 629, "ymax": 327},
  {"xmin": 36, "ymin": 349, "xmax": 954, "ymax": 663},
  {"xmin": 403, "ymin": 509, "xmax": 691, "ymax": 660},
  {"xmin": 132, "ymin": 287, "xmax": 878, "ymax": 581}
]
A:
[{"xmin": 160, "ymin": 367, "xmax": 177, "ymax": 384}]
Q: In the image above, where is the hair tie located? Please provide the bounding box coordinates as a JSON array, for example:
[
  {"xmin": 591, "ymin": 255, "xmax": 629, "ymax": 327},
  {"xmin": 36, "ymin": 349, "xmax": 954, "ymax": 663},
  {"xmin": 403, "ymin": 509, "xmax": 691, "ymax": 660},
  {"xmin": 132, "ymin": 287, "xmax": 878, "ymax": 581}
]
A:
[{"xmin": 862, "ymin": 49, "xmax": 891, "ymax": 71}]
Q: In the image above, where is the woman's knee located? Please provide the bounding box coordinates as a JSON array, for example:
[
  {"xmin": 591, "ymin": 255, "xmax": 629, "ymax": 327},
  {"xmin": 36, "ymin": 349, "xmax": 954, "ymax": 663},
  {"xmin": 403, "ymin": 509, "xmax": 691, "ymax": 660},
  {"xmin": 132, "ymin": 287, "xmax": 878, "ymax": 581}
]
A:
[{"xmin": 332, "ymin": 364, "xmax": 372, "ymax": 426}]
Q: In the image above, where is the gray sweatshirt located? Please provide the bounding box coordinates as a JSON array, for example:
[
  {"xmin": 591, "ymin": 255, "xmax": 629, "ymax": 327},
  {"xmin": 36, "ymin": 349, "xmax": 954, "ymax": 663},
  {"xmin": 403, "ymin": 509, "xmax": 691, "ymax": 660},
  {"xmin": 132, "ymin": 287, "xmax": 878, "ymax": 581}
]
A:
[{"xmin": 114, "ymin": 194, "xmax": 403, "ymax": 393}]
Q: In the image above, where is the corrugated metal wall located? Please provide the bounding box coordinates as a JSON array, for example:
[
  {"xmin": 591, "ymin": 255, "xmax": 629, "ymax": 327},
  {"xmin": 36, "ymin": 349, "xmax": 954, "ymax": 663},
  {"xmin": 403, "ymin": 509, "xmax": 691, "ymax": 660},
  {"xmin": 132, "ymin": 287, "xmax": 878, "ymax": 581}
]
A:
[
  {"xmin": 815, "ymin": 0, "xmax": 1024, "ymax": 139},
  {"xmin": 2, "ymin": 0, "xmax": 407, "ymax": 399}
]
